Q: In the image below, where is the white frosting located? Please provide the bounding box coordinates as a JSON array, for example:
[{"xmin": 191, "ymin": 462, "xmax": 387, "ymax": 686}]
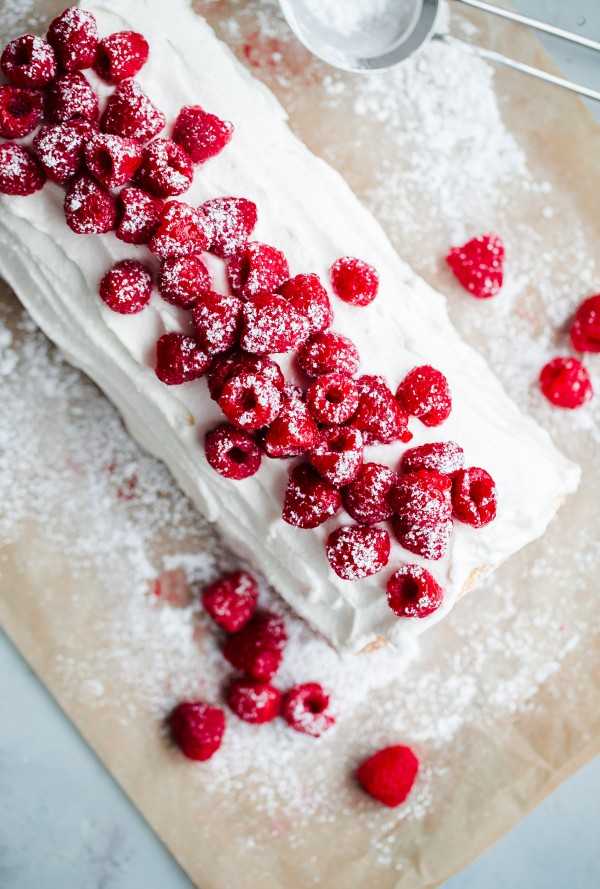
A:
[{"xmin": 0, "ymin": 0, "xmax": 580, "ymax": 654}]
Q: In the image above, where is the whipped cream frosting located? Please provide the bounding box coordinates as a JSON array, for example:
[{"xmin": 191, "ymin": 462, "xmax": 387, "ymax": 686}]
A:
[{"xmin": 0, "ymin": 0, "xmax": 580, "ymax": 654}]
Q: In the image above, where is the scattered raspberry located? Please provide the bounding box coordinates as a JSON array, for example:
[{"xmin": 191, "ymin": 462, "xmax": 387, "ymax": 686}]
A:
[
  {"xmin": 446, "ymin": 233, "xmax": 504, "ymax": 299},
  {"xmin": 84, "ymin": 132, "xmax": 143, "ymax": 188},
  {"xmin": 309, "ymin": 425, "xmax": 363, "ymax": 487},
  {"xmin": 570, "ymin": 294, "xmax": 600, "ymax": 353},
  {"xmin": 386, "ymin": 565, "xmax": 444, "ymax": 618},
  {"xmin": 222, "ymin": 611, "xmax": 287, "ymax": 681},
  {"xmin": 33, "ymin": 120, "xmax": 94, "ymax": 185},
  {"xmin": 0, "ymin": 86, "xmax": 43, "ymax": 139},
  {"xmin": 192, "ymin": 291, "xmax": 243, "ymax": 354},
  {"xmin": 93, "ymin": 30, "xmax": 149, "ymax": 84},
  {"xmin": 353, "ymin": 374, "xmax": 408, "ymax": 445},
  {"xmin": 172, "ymin": 104, "xmax": 234, "ymax": 163},
  {"xmin": 202, "ymin": 197, "xmax": 257, "ymax": 258},
  {"xmin": 207, "ymin": 350, "xmax": 284, "ymax": 402},
  {"xmin": 155, "ymin": 332, "xmax": 210, "ymax": 385},
  {"xmin": 343, "ymin": 463, "xmax": 397, "ymax": 525},
  {"xmin": 1, "ymin": 34, "xmax": 57, "ymax": 88},
  {"xmin": 326, "ymin": 525, "xmax": 390, "ymax": 580},
  {"xmin": 116, "ymin": 187, "xmax": 163, "ymax": 245},
  {"xmin": 46, "ymin": 71, "xmax": 99, "ymax": 124},
  {"xmin": 400, "ymin": 441, "xmax": 464, "ymax": 476},
  {"xmin": 201, "ymin": 570, "xmax": 259, "ymax": 632},
  {"xmin": 205, "ymin": 423, "xmax": 262, "ymax": 480},
  {"xmin": 263, "ymin": 388, "xmax": 319, "ymax": 458},
  {"xmin": 47, "ymin": 8, "xmax": 98, "ymax": 72},
  {"xmin": 101, "ymin": 79, "xmax": 166, "ymax": 142},
  {"xmin": 539, "ymin": 356, "xmax": 593, "ymax": 409},
  {"xmin": 282, "ymin": 464, "xmax": 341, "ymax": 529},
  {"xmin": 298, "ymin": 330, "xmax": 360, "ymax": 378},
  {"xmin": 282, "ymin": 683, "xmax": 335, "ymax": 737},
  {"xmin": 168, "ymin": 701, "xmax": 225, "ymax": 762},
  {"xmin": 218, "ymin": 371, "xmax": 282, "ymax": 431},
  {"xmin": 0, "ymin": 144, "xmax": 46, "ymax": 196},
  {"xmin": 227, "ymin": 242, "xmax": 289, "ymax": 299},
  {"xmin": 135, "ymin": 138, "xmax": 194, "ymax": 198},
  {"xmin": 357, "ymin": 745, "xmax": 419, "ymax": 807},
  {"xmin": 452, "ymin": 467, "xmax": 497, "ymax": 528},
  {"xmin": 64, "ymin": 173, "xmax": 118, "ymax": 234},
  {"xmin": 99, "ymin": 259, "xmax": 153, "ymax": 315},
  {"xmin": 149, "ymin": 200, "xmax": 213, "ymax": 258},
  {"xmin": 158, "ymin": 254, "xmax": 210, "ymax": 308},
  {"xmin": 392, "ymin": 514, "xmax": 453, "ymax": 560},
  {"xmin": 396, "ymin": 365, "xmax": 452, "ymax": 427},
  {"xmin": 390, "ymin": 470, "xmax": 452, "ymax": 526},
  {"xmin": 278, "ymin": 273, "xmax": 333, "ymax": 337},
  {"xmin": 226, "ymin": 679, "xmax": 281, "ymax": 724},
  {"xmin": 306, "ymin": 373, "xmax": 359, "ymax": 425},
  {"xmin": 240, "ymin": 293, "xmax": 309, "ymax": 354},
  {"xmin": 331, "ymin": 256, "xmax": 379, "ymax": 306}
]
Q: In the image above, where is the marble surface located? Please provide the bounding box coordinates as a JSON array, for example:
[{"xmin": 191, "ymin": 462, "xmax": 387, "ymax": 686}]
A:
[{"xmin": 1, "ymin": 1, "xmax": 599, "ymax": 887}]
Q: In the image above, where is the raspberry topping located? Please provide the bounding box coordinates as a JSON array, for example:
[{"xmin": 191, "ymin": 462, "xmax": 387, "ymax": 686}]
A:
[
  {"xmin": 452, "ymin": 467, "xmax": 497, "ymax": 528},
  {"xmin": 343, "ymin": 463, "xmax": 397, "ymax": 525},
  {"xmin": 64, "ymin": 173, "xmax": 118, "ymax": 234},
  {"xmin": 392, "ymin": 514, "xmax": 453, "ymax": 561},
  {"xmin": 396, "ymin": 365, "xmax": 452, "ymax": 427},
  {"xmin": 93, "ymin": 31, "xmax": 150, "ymax": 84},
  {"xmin": 172, "ymin": 104, "xmax": 234, "ymax": 164},
  {"xmin": 306, "ymin": 373, "xmax": 359, "ymax": 425},
  {"xmin": 0, "ymin": 144, "xmax": 46, "ymax": 196},
  {"xmin": 168, "ymin": 701, "xmax": 225, "ymax": 762},
  {"xmin": 198, "ymin": 197, "xmax": 257, "ymax": 260},
  {"xmin": 240, "ymin": 293, "xmax": 309, "ymax": 354},
  {"xmin": 84, "ymin": 132, "xmax": 143, "ymax": 188},
  {"xmin": 47, "ymin": 8, "xmax": 99, "ymax": 72},
  {"xmin": 400, "ymin": 441, "xmax": 464, "ymax": 476},
  {"xmin": 278, "ymin": 273, "xmax": 333, "ymax": 337},
  {"xmin": 99, "ymin": 259, "xmax": 153, "ymax": 315},
  {"xmin": 390, "ymin": 470, "xmax": 452, "ymax": 526},
  {"xmin": 205, "ymin": 423, "xmax": 262, "ymax": 480},
  {"xmin": 446, "ymin": 233, "xmax": 504, "ymax": 299},
  {"xmin": 207, "ymin": 350, "xmax": 284, "ymax": 402},
  {"xmin": 227, "ymin": 242, "xmax": 289, "ymax": 299},
  {"xmin": 309, "ymin": 425, "xmax": 364, "ymax": 487},
  {"xmin": 282, "ymin": 464, "xmax": 342, "ymax": 529},
  {"xmin": 357, "ymin": 745, "xmax": 419, "ymax": 808},
  {"xmin": 135, "ymin": 138, "xmax": 194, "ymax": 197},
  {"xmin": 226, "ymin": 679, "xmax": 282, "ymax": 724},
  {"xmin": 570, "ymin": 295, "xmax": 600, "ymax": 353},
  {"xmin": 1, "ymin": 34, "xmax": 57, "ymax": 88},
  {"xmin": 0, "ymin": 86, "xmax": 43, "ymax": 139},
  {"xmin": 386, "ymin": 565, "xmax": 444, "ymax": 618},
  {"xmin": 149, "ymin": 200, "xmax": 213, "ymax": 259},
  {"xmin": 282, "ymin": 683, "xmax": 335, "ymax": 737},
  {"xmin": 263, "ymin": 389, "xmax": 319, "ymax": 458},
  {"xmin": 192, "ymin": 291, "xmax": 243, "ymax": 354},
  {"xmin": 158, "ymin": 254, "xmax": 210, "ymax": 307},
  {"xmin": 326, "ymin": 525, "xmax": 390, "ymax": 580},
  {"xmin": 222, "ymin": 610, "xmax": 287, "ymax": 681},
  {"xmin": 218, "ymin": 371, "xmax": 282, "ymax": 431},
  {"xmin": 201, "ymin": 570, "xmax": 258, "ymax": 632},
  {"xmin": 539, "ymin": 356, "xmax": 593, "ymax": 409},
  {"xmin": 116, "ymin": 187, "xmax": 163, "ymax": 245},
  {"xmin": 155, "ymin": 332, "xmax": 210, "ymax": 385},
  {"xmin": 353, "ymin": 374, "xmax": 408, "ymax": 445},
  {"xmin": 331, "ymin": 256, "xmax": 379, "ymax": 306},
  {"xmin": 298, "ymin": 330, "xmax": 360, "ymax": 378},
  {"xmin": 101, "ymin": 79, "xmax": 166, "ymax": 142},
  {"xmin": 46, "ymin": 71, "xmax": 99, "ymax": 124},
  {"xmin": 33, "ymin": 120, "xmax": 93, "ymax": 185}
]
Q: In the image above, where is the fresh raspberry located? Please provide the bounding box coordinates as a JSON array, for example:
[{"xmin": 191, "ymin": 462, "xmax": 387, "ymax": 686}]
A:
[
  {"xmin": 227, "ymin": 242, "xmax": 289, "ymax": 299},
  {"xmin": 99, "ymin": 259, "xmax": 153, "ymax": 315},
  {"xmin": 263, "ymin": 389, "xmax": 319, "ymax": 458},
  {"xmin": 84, "ymin": 132, "xmax": 143, "ymax": 188},
  {"xmin": 101, "ymin": 79, "xmax": 166, "ymax": 142},
  {"xmin": 202, "ymin": 196, "xmax": 257, "ymax": 258},
  {"xmin": 570, "ymin": 295, "xmax": 600, "ymax": 353},
  {"xmin": 135, "ymin": 138, "xmax": 194, "ymax": 198},
  {"xmin": 47, "ymin": 8, "xmax": 98, "ymax": 72},
  {"xmin": 298, "ymin": 330, "xmax": 360, "ymax": 378},
  {"xmin": 46, "ymin": 71, "xmax": 99, "ymax": 124},
  {"xmin": 205, "ymin": 423, "xmax": 262, "ymax": 480},
  {"xmin": 0, "ymin": 144, "xmax": 46, "ymax": 196},
  {"xmin": 241, "ymin": 293, "xmax": 309, "ymax": 354},
  {"xmin": 0, "ymin": 86, "xmax": 43, "ymax": 139},
  {"xmin": 226, "ymin": 679, "xmax": 281, "ymax": 724},
  {"xmin": 282, "ymin": 683, "xmax": 335, "ymax": 737},
  {"xmin": 218, "ymin": 371, "xmax": 282, "ymax": 431},
  {"xmin": 222, "ymin": 611, "xmax": 287, "ymax": 680},
  {"xmin": 357, "ymin": 745, "xmax": 419, "ymax": 807},
  {"xmin": 155, "ymin": 332, "xmax": 210, "ymax": 385},
  {"xmin": 390, "ymin": 470, "xmax": 452, "ymax": 526},
  {"xmin": 201, "ymin": 570, "xmax": 258, "ymax": 632},
  {"xmin": 353, "ymin": 374, "xmax": 408, "ymax": 445},
  {"xmin": 309, "ymin": 425, "xmax": 363, "ymax": 487},
  {"xmin": 64, "ymin": 173, "xmax": 118, "ymax": 234},
  {"xmin": 192, "ymin": 291, "xmax": 243, "ymax": 354},
  {"xmin": 282, "ymin": 464, "xmax": 342, "ymax": 529},
  {"xmin": 446, "ymin": 233, "xmax": 504, "ymax": 299},
  {"xmin": 33, "ymin": 120, "xmax": 94, "ymax": 185},
  {"xmin": 149, "ymin": 201, "xmax": 213, "ymax": 259},
  {"xmin": 452, "ymin": 467, "xmax": 497, "ymax": 528},
  {"xmin": 207, "ymin": 350, "xmax": 284, "ymax": 402},
  {"xmin": 93, "ymin": 31, "xmax": 149, "ymax": 84},
  {"xmin": 116, "ymin": 187, "xmax": 163, "ymax": 245},
  {"xmin": 306, "ymin": 373, "xmax": 359, "ymax": 425},
  {"xmin": 539, "ymin": 356, "xmax": 593, "ymax": 409},
  {"xmin": 386, "ymin": 565, "xmax": 444, "ymax": 618},
  {"xmin": 1, "ymin": 34, "xmax": 57, "ymax": 88},
  {"xmin": 168, "ymin": 701, "xmax": 225, "ymax": 762},
  {"xmin": 158, "ymin": 254, "xmax": 210, "ymax": 308},
  {"xmin": 396, "ymin": 365, "xmax": 452, "ymax": 427},
  {"xmin": 400, "ymin": 441, "xmax": 464, "ymax": 477},
  {"xmin": 172, "ymin": 104, "xmax": 234, "ymax": 163},
  {"xmin": 343, "ymin": 463, "xmax": 397, "ymax": 525},
  {"xmin": 392, "ymin": 514, "xmax": 453, "ymax": 560},
  {"xmin": 277, "ymin": 273, "xmax": 333, "ymax": 337},
  {"xmin": 326, "ymin": 525, "xmax": 390, "ymax": 580},
  {"xmin": 331, "ymin": 256, "xmax": 379, "ymax": 306}
]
